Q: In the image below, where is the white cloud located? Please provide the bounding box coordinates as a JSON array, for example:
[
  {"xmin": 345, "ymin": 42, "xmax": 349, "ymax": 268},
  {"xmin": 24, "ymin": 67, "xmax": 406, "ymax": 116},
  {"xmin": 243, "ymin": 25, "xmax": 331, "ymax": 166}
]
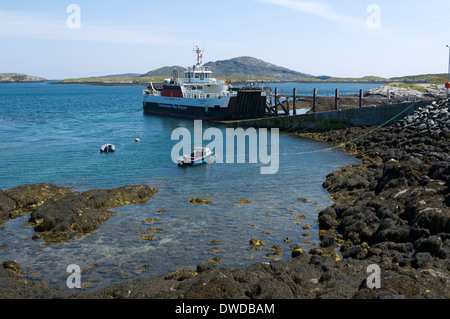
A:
[
  {"xmin": 254, "ymin": 0, "xmax": 362, "ymax": 27},
  {"xmin": 0, "ymin": 10, "xmax": 192, "ymax": 46}
]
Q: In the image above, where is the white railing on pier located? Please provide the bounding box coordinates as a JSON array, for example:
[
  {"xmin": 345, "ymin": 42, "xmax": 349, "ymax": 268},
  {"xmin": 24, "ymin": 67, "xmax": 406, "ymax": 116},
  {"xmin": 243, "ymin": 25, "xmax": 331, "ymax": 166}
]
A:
[
  {"xmin": 143, "ymin": 90, "xmax": 237, "ymax": 99},
  {"xmin": 182, "ymin": 92, "xmax": 237, "ymax": 99}
]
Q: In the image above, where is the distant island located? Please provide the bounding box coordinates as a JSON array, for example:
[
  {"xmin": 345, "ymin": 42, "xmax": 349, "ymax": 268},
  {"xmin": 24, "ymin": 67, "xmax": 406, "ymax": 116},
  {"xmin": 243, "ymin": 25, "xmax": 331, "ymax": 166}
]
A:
[
  {"xmin": 0, "ymin": 73, "xmax": 47, "ymax": 83},
  {"xmin": 55, "ymin": 56, "xmax": 448, "ymax": 86}
]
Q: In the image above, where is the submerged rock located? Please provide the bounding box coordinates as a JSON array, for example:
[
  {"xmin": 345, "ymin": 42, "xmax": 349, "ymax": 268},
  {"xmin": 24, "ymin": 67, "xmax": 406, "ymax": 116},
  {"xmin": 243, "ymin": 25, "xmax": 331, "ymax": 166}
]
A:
[
  {"xmin": 189, "ymin": 197, "xmax": 213, "ymax": 206},
  {"xmin": 82, "ymin": 185, "xmax": 157, "ymax": 209},
  {"xmin": 12, "ymin": 184, "xmax": 159, "ymax": 242}
]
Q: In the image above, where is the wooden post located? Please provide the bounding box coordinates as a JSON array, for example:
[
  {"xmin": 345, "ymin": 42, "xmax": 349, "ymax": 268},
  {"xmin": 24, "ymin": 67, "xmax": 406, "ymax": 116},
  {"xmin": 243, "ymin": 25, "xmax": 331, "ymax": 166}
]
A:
[
  {"xmin": 313, "ymin": 88, "xmax": 317, "ymax": 113},
  {"xmin": 274, "ymin": 87, "xmax": 279, "ymax": 115},
  {"xmin": 293, "ymin": 88, "xmax": 297, "ymax": 115},
  {"xmin": 335, "ymin": 88, "xmax": 339, "ymax": 110},
  {"xmin": 359, "ymin": 89, "xmax": 364, "ymax": 108}
]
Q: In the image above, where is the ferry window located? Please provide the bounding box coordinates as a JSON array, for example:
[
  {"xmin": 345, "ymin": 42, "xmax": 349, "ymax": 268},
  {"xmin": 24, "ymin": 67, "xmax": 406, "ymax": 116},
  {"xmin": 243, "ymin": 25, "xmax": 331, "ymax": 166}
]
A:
[
  {"xmin": 195, "ymin": 73, "xmax": 199, "ymax": 78},
  {"xmin": 200, "ymin": 73, "xmax": 205, "ymax": 80}
]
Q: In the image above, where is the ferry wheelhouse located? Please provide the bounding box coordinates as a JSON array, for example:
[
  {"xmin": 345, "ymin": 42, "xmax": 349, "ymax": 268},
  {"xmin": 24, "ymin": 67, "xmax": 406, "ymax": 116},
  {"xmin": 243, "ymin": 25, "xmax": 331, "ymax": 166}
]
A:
[{"xmin": 143, "ymin": 47, "xmax": 266, "ymax": 120}]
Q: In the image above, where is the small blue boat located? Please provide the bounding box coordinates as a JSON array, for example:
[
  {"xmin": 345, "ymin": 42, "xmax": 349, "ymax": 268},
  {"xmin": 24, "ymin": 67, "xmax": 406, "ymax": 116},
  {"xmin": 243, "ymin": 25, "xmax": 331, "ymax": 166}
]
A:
[{"xmin": 178, "ymin": 147, "xmax": 213, "ymax": 166}]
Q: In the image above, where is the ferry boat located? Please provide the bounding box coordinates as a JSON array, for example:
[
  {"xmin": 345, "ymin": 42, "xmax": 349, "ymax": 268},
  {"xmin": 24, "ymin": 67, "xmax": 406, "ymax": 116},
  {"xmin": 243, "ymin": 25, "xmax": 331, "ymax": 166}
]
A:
[{"xmin": 143, "ymin": 47, "xmax": 267, "ymax": 120}]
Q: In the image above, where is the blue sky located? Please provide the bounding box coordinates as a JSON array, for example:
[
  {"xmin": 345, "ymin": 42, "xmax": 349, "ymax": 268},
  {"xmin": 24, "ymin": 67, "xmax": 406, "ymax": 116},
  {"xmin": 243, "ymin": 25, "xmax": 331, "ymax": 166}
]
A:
[{"xmin": 1, "ymin": 0, "xmax": 450, "ymax": 79}]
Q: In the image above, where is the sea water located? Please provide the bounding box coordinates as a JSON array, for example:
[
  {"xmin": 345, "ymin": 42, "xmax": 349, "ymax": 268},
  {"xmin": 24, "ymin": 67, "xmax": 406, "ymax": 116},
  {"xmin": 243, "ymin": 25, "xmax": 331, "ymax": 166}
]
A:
[{"xmin": 0, "ymin": 82, "xmax": 369, "ymax": 290}]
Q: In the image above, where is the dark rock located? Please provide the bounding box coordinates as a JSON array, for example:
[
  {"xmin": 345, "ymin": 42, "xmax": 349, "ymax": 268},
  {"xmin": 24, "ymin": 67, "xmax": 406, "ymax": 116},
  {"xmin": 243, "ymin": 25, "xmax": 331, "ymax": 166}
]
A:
[
  {"xmin": 385, "ymin": 242, "xmax": 414, "ymax": 254},
  {"xmin": 29, "ymin": 193, "xmax": 115, "ymax": 242},
  {"xmin": 401, "ymin": 198, "xmax": 428, "ymax": 223},
  {"xmin": 0, "ymin": 190, "xmax": 15, "ymax": 221},
  {"xmin": 414, "ymin": 235, "xmax": 442, "ymax": 256},
  {"xmin": 343, "ymin": 246, "xmax": 366, "ymax": 260},
  {"xmin": 318, "ymin": 207, "xmax": 338, "ymax": 230},
  {"xmin": 246, "ymin": 278, "xmax": 294, "ymax": 299},
  {"xmin": 373, "ymin": 218, "xmax": 410, "ymax": 243},
  {"xmin": 376, "ymin": 204, "xmax": 400, "ymax": 220},
  {"xmin": 334, "ymin": 204, "xmax": 350, "ymax": 219},
  {"xmin": 428, "ymin": 161, "xmax": 450, "ymax": 182},
  {"xmin": 414, "ymin": 208, "xmax": 449, "ymax": 235},
  {"xmin": 82, "ymin": 185, "xmax": 158, "ymax": 209},
  {"xmin": 291, "ymin": 248, "xmax": 305, "ymax": 257},
  {"xmin": 184, "ymin": 272, "xmax": 245, "ymax": 299},
  {"xmin": 4, "ymin": 183, "xmax": 72, "ymax": 210},
  {"xmin": 411, "ymin": 252, "xmax": 434, "ymax": 269},
  {"xmin": 375, "ymin": 161, "xmax": 422, "ymax": 194},
  {"xmin": 197, "ymin": 262, "xmax": 216, "ymax": 273},
  {"xmin": 322, "ymin": 232, "xmax": 337, "ymax": 248},
  {"xmin": 1, "ymin": 260, "xmax": 20, "ymax": 273}
]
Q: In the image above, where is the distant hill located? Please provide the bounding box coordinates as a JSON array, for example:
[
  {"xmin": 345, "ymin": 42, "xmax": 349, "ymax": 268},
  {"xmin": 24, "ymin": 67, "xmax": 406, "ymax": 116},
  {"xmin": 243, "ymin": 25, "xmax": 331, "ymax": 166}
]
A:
[
  {"xmin": 94, "ymin": 73, "xmax": 141, "ymax": 79},
  {"xmin": 0, "ymin": 73, "xmax": 47, "ymax": 83},
  {"xmin": 140, "ymin": 66, "xmax": 187, "ymax": 77},
  {"xmin": 203, "ymin": 56, "xmax": 315, "ymax": 80},
  {"xmin": 136, "ymin": 56, "xmax": 316, "ymax": 80},
  {"xmin": 58, "ymin": 56, "xmax": 450, "ymax": 85},
  {"xmin": 389, "ymin": 73, "xmax": 448, "ymax": 84}
]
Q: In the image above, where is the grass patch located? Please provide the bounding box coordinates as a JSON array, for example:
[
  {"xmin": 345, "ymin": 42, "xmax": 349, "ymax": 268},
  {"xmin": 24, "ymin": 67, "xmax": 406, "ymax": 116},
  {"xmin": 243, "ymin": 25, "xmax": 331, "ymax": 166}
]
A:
[{"xmin": 388, "ymin": 83, "xmax": 429, "ymax": 93}]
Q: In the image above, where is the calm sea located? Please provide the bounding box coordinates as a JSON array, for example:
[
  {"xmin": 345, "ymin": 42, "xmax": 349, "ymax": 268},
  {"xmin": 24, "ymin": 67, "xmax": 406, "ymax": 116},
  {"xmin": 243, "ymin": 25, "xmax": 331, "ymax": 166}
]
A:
[{"xmin": 0, "ymin": 82, "xmax": 370, "ymax": 290}]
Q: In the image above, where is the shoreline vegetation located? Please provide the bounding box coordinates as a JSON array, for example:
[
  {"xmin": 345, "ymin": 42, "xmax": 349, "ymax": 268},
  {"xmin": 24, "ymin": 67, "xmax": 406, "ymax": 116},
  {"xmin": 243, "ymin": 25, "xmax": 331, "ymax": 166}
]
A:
[
  {"xmin": 54, "ymin": 73, "xmax": 449, "ymax": 86},
  {"xmin": 0, "ymin": 99, "xmax": 448, "ymax": 299}
]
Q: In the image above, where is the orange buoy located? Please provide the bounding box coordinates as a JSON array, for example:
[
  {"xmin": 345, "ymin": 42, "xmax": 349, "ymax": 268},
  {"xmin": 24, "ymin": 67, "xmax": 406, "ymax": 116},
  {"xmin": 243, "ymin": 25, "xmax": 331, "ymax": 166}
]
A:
[{"xmin": 135, "ymin": 138, "xmax": 140, "ymax": 142}]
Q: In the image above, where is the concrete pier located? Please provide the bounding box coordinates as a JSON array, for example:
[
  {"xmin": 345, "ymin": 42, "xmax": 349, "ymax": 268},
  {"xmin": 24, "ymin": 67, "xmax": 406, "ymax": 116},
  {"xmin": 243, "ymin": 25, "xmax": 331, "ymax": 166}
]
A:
[{"xmin": 217, "ymin": 100, "xmax": 432, "ymax": 131}]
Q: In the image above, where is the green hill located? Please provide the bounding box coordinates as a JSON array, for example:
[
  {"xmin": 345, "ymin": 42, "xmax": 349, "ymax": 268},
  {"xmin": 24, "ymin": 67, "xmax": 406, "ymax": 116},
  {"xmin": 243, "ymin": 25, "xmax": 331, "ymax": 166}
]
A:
[
  {"xmin": 203, "ymin": 56, "xmax": 315, "ymax": 80},
  {"xmin": 389, "ymin": 73, "xmax": 448, "ymax": 84},
  {"xmin": 140, "ymin": 66, "xmax": 187, "ymax": 77},
  {"xmin": 0, "ymin": 73, "xmax": 47, "ymax": 83}
]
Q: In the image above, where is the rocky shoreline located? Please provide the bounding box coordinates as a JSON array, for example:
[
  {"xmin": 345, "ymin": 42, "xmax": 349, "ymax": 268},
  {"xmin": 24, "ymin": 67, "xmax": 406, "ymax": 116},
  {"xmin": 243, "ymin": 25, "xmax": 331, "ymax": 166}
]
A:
[
  {"xmin": 365, "ymin": 84, "xmax": 447, "ymax": 101},
  {"xmin": 1, "ymin": 100, "xmax": 449, "ymax": 299}
]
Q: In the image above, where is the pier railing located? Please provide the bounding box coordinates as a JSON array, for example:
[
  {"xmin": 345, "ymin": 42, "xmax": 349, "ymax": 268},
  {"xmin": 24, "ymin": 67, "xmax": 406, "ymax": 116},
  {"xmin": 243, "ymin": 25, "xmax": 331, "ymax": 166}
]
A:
[
  {"xmin": 265, "ymin": 87, "xmax": 421, "ymax": 116},
  {"xmin": 182, "ymin": 91, "xmax": 237, "ymax": 99}
]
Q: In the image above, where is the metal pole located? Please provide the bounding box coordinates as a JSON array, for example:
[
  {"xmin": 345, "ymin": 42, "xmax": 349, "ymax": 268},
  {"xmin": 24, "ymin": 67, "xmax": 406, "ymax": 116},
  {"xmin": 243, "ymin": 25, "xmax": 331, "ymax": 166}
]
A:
[
  {"xmin": 359, "ymin": 89, "xmax": 363, "ymax": 108},
  {"xmin": 313, "ymin": 88, "xmax": 317, "ymax": 113},
  {"xmin": 335, "ymin": 88, "xmax": 339, "ymax": 110},
  {"xmin": 293, "ymin": 88, "xmax": 297, "ymax": 115},
  {"xmin": 274, "ymin": 87, "xmax": 279, "ymax": 115}
]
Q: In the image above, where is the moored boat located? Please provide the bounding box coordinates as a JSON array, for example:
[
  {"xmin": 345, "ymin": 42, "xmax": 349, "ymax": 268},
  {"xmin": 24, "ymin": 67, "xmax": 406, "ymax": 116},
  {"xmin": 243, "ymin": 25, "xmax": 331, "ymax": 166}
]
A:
[
  {"xmin": 100, "ymin": 144, "xmax": 115, "ymax": 152},
  {"xmin": 177, "ymin": 147, "xmax": 213, "ymax": 166},
  {"xmin": 143, "ymin": 47, "xmax": 267, "ymax": 120}
]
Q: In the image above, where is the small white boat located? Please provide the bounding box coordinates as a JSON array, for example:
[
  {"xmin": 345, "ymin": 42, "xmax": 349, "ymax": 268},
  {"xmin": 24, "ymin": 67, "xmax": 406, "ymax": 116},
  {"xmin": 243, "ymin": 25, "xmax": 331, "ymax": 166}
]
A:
[
  {"xmin": 178, "ymin": 147, "xmax": 213, "ymax": 166},
  {"xmin": 100, "ymin": 144, "xmax": 115, "ymax": 152}
]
